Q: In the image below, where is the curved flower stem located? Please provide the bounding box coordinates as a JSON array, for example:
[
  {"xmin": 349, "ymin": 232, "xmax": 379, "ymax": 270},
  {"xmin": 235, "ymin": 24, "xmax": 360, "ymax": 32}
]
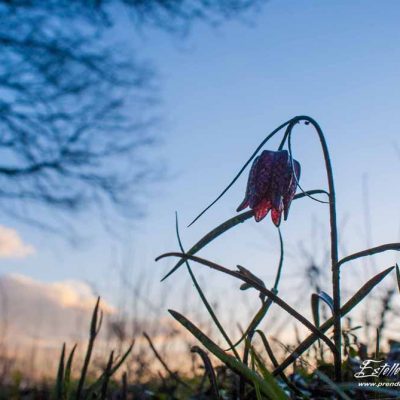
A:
[
  {"xmin": 278, "ymin": 120, "xmax": 297, "ymax": 151},
  {"xmin": 272, "ymin": 227, "xmax": 284, "ymax": 290},
  {"xmin": 285, "ymin": 115, "xmax": 341, "ymax": 381},
  {"xmin": 288, "ymin": 130, "xmax": 329, "ymax": 204}
]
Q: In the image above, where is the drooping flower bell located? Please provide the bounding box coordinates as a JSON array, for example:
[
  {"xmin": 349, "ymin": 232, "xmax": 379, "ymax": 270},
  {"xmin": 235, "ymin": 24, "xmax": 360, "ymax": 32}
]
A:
[{"xmin": 237, "ymin": 150, "xmax": 301, "ymax": 226}]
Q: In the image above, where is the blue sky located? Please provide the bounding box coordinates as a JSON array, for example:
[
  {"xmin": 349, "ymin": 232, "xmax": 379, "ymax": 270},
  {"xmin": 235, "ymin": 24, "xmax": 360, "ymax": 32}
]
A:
[{"xmin": 1, "ymin": 0, "xmax": 400, "ymax": 329}]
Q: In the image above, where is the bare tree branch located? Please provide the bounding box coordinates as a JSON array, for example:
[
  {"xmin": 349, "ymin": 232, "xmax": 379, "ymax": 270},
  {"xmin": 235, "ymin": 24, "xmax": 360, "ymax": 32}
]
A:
[{"xmin": 0, "ymin": 0, "xmax": 264, "ymax": 229}]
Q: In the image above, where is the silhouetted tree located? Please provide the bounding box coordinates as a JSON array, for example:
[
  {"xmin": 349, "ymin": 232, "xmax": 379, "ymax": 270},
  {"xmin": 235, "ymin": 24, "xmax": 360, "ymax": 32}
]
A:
[{"xmin": 0, "ymin": 0, "xmax": 263, "ymax": 227}]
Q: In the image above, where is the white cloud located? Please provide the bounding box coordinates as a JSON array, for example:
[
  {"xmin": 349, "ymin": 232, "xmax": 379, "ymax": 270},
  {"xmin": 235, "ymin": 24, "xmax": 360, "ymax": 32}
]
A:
[
  {"xmin": 8, "ymin": 274, "xmax": 115, "ymax": 313},
  {"xmin": 0, "ymin": 274, "xmax": 115, "ymax": 346},
  {"xmin": 0, "ymin": 226, "xmax": 34, "ymax": 258}
]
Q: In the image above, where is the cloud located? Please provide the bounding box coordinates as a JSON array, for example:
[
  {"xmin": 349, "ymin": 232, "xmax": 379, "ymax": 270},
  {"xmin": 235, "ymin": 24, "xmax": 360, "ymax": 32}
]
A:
[
  {"xmin": 0, "ymin": 226, "xmax": 34, "ymax": 258},
  {"xmin": 9, "ymin": 274, "xmax": 115, "ymax": 313},
  {"xmin": 0, "ymin": 274, "xmax": 115, "ymax": 346}
]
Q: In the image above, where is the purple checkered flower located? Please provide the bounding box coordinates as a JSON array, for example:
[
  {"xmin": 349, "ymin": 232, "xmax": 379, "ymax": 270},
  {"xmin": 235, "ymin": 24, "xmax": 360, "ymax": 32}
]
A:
[{"xmin": 237, "ymin": 150, "xmax": 301, "ymax": 226}]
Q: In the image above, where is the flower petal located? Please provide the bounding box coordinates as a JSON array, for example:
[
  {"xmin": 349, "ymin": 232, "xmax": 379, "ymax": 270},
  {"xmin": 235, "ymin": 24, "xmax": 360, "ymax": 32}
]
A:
[
  {"xmin": 272, "ymin": 194, "xmax": 282, "ymax": 210},
  {"xmin": 237, "ymin": 154, "xmax": 262, "ymax": 211},
  {"xmin": 236, "ymin": 198, "xmax": 249, "ymax": 212},
  {"xmin": 267, "ymin": 151, "xmax": 290, "ymax": 202},
  {"xmin": 237, "ymin": 148, "xmax": 301, "ymax": 226},
  {"xmin": 271, "ymin": 208, "xmax": 282, "ymax": 227},
  {"xmin": 283, "ymin": 159, "xmax": 301, "ymax": 220},
  {"xmin": 254, "ymin": 199, "xmax": 271, "ymax": 222},
  {"xmin": 249, "ymin": 150, "xmax": 275, "ymax": 208}
]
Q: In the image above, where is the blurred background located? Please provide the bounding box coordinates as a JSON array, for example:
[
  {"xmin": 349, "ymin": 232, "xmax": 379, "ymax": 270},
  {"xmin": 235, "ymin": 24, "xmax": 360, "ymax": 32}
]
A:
[{"xmin": 0, "ymin": 0, "xmax": 400, "ymax": 384}]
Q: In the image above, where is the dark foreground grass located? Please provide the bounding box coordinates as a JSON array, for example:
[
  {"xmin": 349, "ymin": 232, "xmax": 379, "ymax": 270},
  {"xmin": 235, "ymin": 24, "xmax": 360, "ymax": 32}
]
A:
[{"xmin": 1, "ymin": 295, "xmax": 400, "ymax": 399}]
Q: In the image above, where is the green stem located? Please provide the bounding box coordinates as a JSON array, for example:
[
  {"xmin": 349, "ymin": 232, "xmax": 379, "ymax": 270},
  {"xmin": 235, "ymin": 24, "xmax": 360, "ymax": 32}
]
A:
[
  {"xmin": 285, "ymin": 115, "xmax": 341, "ymax": 381},
  {"xmin": 226, "ymin": 227, "xmax": 284, "ymax": 351},
  {"xmin": 175, "ymin": 213, "xmax": 241, "ymax": 360}
]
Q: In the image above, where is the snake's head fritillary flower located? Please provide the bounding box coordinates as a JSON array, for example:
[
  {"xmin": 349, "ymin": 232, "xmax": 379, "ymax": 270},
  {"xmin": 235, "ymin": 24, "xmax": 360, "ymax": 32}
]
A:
[{"xmin": 236, "ymin": 150, "xmax": 301, "ymax": 226}]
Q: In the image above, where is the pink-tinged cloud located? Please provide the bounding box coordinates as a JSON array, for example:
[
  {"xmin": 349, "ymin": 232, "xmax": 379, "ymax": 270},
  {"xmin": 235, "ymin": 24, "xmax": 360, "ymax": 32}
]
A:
[
  {"xmin": 0, "ymin": 274, "xmax": 118, "ymax": 380},
  {"xmin": 0, "ymin": 226, "xmax": 34, "ymax": 258},
  {"xmin": 0, "ymin": 274, "xmax": 115, "ymax": 346}
]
